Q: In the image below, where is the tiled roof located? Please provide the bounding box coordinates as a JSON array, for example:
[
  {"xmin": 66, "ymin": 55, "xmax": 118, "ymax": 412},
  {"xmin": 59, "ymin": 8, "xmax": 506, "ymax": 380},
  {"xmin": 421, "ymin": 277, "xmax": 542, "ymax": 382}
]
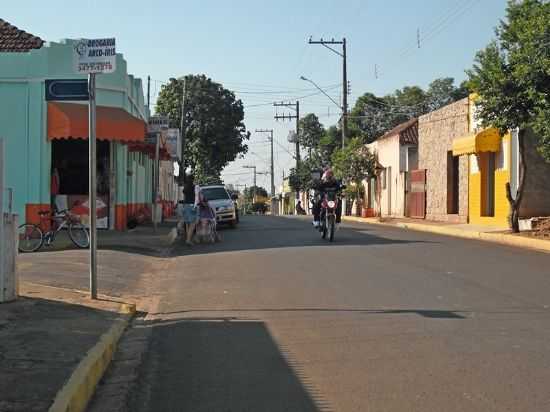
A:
[
  {"xmin": 378, "ymin": 117, "xmax": 418, "ymax": 145},
  {"xmin": 0, "ymin": 18, "xmax": 44, "ymax": 52}
]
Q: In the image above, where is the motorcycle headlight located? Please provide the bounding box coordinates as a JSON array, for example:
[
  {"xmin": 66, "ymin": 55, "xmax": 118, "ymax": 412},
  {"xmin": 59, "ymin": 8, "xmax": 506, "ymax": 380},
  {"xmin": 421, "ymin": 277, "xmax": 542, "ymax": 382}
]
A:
[{"xmin": 327, "ymin": 200, "xmax": 336, "ymax": 208}]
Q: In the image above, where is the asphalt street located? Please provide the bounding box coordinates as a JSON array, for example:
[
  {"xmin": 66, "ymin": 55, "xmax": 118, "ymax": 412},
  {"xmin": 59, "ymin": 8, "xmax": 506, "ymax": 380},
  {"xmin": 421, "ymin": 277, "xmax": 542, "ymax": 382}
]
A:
[{"xmin": 124, "ymin": 216, "xmax": 550, "ymax": 411}]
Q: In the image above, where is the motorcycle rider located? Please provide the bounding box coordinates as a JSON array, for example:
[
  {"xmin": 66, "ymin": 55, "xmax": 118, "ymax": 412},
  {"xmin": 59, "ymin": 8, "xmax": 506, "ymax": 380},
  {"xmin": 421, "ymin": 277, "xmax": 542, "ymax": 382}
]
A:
[{"xmin": 312, "ymin": 167, "xmax": 343, "ymax": 228}]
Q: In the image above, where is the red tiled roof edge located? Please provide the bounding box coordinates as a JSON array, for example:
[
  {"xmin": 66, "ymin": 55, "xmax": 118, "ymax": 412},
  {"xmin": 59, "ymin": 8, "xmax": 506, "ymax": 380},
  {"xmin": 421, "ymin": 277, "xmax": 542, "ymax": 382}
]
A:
[
  {"xmin": 0, "ymin": 18, "xmax": 44, "ymax": 52},
  {"xmin": 376, "ymin": 118, "xmax": 418, "ymax": 145}
]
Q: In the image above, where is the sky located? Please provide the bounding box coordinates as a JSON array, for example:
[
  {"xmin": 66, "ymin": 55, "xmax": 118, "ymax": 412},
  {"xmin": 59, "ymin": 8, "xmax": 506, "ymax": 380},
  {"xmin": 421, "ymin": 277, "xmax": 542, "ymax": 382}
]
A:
[{"xmin": 4, "ymin": 0, "xmax": 508, "ymax": 192}]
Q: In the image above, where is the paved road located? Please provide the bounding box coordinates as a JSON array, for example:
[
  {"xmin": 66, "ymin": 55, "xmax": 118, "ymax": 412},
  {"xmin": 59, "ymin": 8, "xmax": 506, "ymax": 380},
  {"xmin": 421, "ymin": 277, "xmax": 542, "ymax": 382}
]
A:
[{"xmin": 129, "ymin": 215, "xmax": 550, "ymax": 412}]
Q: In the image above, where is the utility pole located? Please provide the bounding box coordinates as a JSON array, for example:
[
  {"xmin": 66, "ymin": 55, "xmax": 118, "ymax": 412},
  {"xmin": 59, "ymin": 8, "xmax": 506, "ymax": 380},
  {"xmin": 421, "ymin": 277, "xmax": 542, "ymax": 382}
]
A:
[
  {"xmin": 273, "ymin": 101, "xmax": 300, "ymax": 164},
  {"xmin": 147, "ymin": 75, "xmax": 151, "ymax": 112},
  {"xmin": 243, "ymin": 165, "xmax": 257, "ymax": 203},
  {"xmin": 179, "ymin": 77, "xmax": 187, "ymax": 185},
  {"xmin": 274, "ymin": 101, "xmax": 300, "ymax": 208},
  {"xmin": 255, "ymin": 129, "xmax": 275, "ymax": 197},
  {"xmin": 308, "ymin": 37, "xmax": 348, "ymax": 148}
]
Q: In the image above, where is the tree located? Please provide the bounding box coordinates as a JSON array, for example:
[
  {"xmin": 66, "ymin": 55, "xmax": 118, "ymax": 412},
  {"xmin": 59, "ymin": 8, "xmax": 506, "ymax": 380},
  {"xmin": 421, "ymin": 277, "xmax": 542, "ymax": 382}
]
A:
[
  {"xmin": 243, "ymin": 186, "xmax": 268, "ymax": 203},
  {"xmin": 288, "ymin": 157, "xmax": 322, "ymax": 193},
  {"xmin": 427, "ymin": 78, "xmax": 469, "ymax": 111},
  {"xmin": 156, "ymin": 75, "xmax": 250, "ymax": 184},
  {"xmin": 331, "ymin": 138, "xmax": 376, "ymax": 208},
  {"xmin": 349, "ymin": 78, "xmax": 470, "ymax": 143},
  {"xmin": 318, "ymin": 126, "xmax": 341, "ymax": 164},
  {"xmin": 298, "ymin": 113, "xmax": 324, "ymax": 156},
  {"xmin": 466, "ymin": 0, "xmax": 550, "ymax": 232}
]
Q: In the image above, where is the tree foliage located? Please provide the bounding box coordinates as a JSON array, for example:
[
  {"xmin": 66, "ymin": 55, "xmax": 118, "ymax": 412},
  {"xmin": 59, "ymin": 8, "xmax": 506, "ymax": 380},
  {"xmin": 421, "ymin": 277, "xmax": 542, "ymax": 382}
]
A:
[
  {"xmin": 466, "ymin": 0, "xmax": 550, "ymax": 231},
  {"xmin": 467, "ymin": 0, "xmax": 550, "ymax": 161},
  {"xmin": 156, "ymin": 74, "xmax": 250, "ymax": 184},
  {"xmin": 331, "ymin": 138, "xmax": 376, "ymax": 195},
  {"xmin": 298, "ymin": 113, "xmax": 324, "ymax": 152},
  {"xmin": 243, "ymin": 186, "xmax": 268, "ymax": 202},
  {"xmin": 288, "ymin": 157, "xmax": 323, "ymax": 193},
  {"xmin": 349, "ymin": 77, "xmax": 469, "ymax": 143}
]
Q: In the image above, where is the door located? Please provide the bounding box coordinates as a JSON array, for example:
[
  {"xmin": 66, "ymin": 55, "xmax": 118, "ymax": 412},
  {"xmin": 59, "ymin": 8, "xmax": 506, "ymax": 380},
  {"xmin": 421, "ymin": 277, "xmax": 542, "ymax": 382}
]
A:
[{"xmin": 407, "ymin": 169, "xmax": 426, "ymax": 219}]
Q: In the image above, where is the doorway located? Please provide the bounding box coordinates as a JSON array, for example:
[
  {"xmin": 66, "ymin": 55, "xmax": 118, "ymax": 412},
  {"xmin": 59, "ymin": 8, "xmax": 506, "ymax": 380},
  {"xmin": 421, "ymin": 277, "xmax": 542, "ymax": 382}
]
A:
[
  {"xmin": 447, "ymin": 151, "xmax": 459, "ymax": 214},
  {"xmin": 480, "ymin": 152, "xmax": 496, "ymax": 217},
  {"xmin": 51, "ymin": 139, "xmax": 112, "ymax": 228}
]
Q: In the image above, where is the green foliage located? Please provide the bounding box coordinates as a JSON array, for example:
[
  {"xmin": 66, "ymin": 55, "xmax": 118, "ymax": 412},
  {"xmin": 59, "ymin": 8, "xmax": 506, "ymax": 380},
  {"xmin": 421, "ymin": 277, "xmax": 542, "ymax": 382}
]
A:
[
  {"xmin": 318, "ymin": 126, "xmax": 341, "ymax": 165},
  {"xmin": 467, "ymin": 0, "xmax": 550, "ymax": 161},
  {"xmin": 349, "ymin": 78, "xmax": 469, "ymax": 143},
  {"xmin": 243, "ymin": 186, "xmax": 268, "ymax": 202},
  {"xmin": 331, "ymin": 138, "xmax": 376, "ymax": 188},
  {"xmin": 288, "ymin": 156, "xmax": 322, "ymax": 193},
  {"xmin": 298, "ymin": 113, "xmax": 324, "ymax": 152},
  {"xmin": 155, "ymin": 74, "xmax": 250, "ymax": 183}
]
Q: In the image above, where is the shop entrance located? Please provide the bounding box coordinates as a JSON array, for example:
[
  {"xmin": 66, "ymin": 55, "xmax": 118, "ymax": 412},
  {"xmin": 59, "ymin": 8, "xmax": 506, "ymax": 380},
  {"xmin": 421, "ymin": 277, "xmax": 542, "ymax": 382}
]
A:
[{"xmin": 51, "ymin": 140, "xmax": 112, "ymax": 229}]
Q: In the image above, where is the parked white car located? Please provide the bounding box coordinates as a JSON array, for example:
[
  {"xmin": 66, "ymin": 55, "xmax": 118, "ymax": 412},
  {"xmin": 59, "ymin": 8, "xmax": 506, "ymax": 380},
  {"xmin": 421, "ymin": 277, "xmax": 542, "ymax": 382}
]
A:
[{"xmin": 200, "ymin": 185, "xmax": 238, "ymax": 227}]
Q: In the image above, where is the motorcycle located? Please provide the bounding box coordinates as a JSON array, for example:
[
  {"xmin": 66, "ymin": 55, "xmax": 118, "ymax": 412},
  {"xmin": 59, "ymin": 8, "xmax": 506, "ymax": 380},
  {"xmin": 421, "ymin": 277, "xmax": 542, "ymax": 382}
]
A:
[{"xmin": 319, "ymin": 189, "xmax": 340, "ymax": 242}]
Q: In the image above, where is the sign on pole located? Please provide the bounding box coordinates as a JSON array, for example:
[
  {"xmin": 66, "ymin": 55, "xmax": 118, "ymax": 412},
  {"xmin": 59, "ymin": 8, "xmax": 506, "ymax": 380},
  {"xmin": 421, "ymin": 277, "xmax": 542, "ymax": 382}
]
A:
[
  {"xmin": 147, "ymin": 116, "xmax": 169, "ymax": 231},
  {"xmin": 74, "ymin": 38, "xmax": 116, "ymax": 300},
  {"xmin": 73, "ymin": 38, "xmax": 116, "ymax": 74},
  {"xmin": 165, "ymin": 128, "xmax": 181, "ymax": 161},
  {"xmin": 45, "ymin": 79, "xmax": 89, "ymax": 101}
]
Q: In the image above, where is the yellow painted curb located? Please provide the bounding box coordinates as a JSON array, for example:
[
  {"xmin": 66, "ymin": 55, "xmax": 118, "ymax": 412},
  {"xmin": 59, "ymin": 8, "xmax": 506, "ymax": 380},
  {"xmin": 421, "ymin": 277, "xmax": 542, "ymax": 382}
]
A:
[
  {"xmin": 48, "ymin": 304, "xmax": 136, "ymax": 412},
  {"xmin": 343, "ymin": 216, "xmax": 550, "ymax": 253}
]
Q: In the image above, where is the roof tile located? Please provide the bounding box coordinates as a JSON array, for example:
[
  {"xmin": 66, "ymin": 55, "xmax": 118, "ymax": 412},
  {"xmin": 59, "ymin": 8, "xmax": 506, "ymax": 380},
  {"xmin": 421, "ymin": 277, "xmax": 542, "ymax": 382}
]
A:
[{"xmin": 0, "ymin": 18, "xmax": 44, "ymax": 52}]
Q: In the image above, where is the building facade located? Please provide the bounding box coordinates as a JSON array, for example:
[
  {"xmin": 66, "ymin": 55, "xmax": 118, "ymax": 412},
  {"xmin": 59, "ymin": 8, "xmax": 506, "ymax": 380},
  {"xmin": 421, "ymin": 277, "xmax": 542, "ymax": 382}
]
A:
[
  {"xmin": 365, "ymin": 118, "xmax": 418, "ymax": 218},
  {"xmin": 418, "ymin": 98, "xmax": 470, "ymax": 223},
  {"xmin": 0, "ymin": 32, "xmax": 170, "ymax": 230}
]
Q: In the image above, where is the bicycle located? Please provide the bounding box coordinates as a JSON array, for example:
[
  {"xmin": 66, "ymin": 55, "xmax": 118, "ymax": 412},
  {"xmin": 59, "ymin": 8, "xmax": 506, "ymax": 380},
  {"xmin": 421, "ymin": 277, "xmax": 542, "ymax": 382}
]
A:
[{"xmin": 18, "ymin": 209, "xmax": 90, "ymax": 253}]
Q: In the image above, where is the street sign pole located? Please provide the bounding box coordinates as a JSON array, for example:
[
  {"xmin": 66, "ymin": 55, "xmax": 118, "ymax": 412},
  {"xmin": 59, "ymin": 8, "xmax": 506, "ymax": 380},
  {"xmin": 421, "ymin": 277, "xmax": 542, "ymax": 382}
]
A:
[
  {"xmin": 154, "ymin": 132, "xmax": 160, "ymax": 233},
  {"xmin": 74, "ymin": 37, "xmax": 116, "ymax": 300},
  {"xmin": 88, "ymin": 73, "xmax": 97, "ymax": 299}
]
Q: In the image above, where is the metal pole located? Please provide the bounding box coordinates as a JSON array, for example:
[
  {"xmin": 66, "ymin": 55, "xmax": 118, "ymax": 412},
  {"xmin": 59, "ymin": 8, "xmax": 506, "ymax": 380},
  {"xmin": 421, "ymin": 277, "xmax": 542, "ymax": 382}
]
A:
[
  {"xmin": 270, "ymin": 131, "xmax": 275, "ymax": 198},
  {"xmin": 88, "ymin": 73, "xmax": 98, "ymax": 299},
  {"xmin": 147, "ymin": 75, "xmax": 151, "ymax": 111},
  {"xmin": 154, "ymin": 132, "xmax": 159, "ymax": 232},
  {"xmin": 295, "ymin": 101, "xmax": 300, "ymax": 210},
  {"xmin": 342, "ymin": 37, "xmax": 347, "ymax": 149},
  {"xmin": 253, "ymin": 166, "xmax": 257, "ymax": 203}
]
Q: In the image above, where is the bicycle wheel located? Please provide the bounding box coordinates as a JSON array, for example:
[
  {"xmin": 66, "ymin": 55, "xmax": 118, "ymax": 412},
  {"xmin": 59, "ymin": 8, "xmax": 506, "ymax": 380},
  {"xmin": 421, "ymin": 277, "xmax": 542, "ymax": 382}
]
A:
[
  {"xmin": 18, "ymin": 224, "xmax": 43, "ymax": 252},
  {"xmin": 69, "ymin": 223, "xmax": 90, "ymax": 248}
]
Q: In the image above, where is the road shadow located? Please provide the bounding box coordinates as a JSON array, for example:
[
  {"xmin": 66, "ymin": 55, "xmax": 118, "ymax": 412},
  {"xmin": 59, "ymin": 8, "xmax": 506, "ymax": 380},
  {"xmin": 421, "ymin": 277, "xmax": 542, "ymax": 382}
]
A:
[
  {"xmin": 150, "ymin": 307, "xmax": 467, "ymax": 320},
  {"xmin": 132, "ymin": 317, "xmax": 331, "ymax": 412},
  {"xmin": 168, "ymin": 215, "xmax": 436, "ymax": 257}
]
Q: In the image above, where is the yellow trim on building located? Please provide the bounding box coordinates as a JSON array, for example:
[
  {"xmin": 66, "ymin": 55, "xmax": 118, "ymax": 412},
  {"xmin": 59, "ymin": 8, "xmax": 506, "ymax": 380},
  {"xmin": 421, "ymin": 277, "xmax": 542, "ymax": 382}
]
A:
[
  {"xmin": 452, "ymin": 127, "xmax": 501, "ymax": 156},
  {"xmin": 467, "ymin": 133, "xmax": 511, "ymax": 228}
]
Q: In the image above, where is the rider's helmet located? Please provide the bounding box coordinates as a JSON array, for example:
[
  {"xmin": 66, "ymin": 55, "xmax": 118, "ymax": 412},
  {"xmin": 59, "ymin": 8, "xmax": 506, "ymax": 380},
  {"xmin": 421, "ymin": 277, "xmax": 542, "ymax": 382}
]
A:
[{"xmin": 321, "ymin": 167, "xmax": 334, "ymax": 182}]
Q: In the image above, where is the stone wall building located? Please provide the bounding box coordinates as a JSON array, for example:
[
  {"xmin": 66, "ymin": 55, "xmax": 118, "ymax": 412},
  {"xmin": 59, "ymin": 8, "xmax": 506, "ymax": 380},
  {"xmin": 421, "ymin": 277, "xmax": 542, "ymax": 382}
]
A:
[{"xmin": 418, "ymin": 98, "xmax": 469, "ymax": 223}]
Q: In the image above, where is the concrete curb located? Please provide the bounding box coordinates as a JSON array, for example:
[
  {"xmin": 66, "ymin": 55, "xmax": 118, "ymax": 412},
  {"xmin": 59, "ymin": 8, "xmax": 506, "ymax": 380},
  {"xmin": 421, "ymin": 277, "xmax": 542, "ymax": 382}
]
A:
[
  {"xmin": 343, "ymin": 216, "xmax": 550, "ymax": 254},
  {"xmin": 48, "ymin": 303, "xmax": 137, "ymax": 412}
]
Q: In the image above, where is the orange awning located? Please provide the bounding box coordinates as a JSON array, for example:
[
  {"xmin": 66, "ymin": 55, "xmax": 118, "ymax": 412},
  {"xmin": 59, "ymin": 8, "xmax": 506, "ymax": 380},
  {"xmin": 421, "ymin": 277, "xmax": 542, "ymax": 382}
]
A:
[{"xmin": 48, "ymin": 102, "xmax": 146, "ymax": 142}]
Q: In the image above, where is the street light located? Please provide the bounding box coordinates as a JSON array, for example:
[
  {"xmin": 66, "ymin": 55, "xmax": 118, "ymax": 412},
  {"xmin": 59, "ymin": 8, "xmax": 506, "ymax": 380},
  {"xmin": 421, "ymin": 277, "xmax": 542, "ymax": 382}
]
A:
[
  {"xmin": 300, "ymin": 76, "xmax": 342, "ymax": 111},
  {"xmin": 300, "ymin": 76, "xmax": 345, "ymax": 149}
]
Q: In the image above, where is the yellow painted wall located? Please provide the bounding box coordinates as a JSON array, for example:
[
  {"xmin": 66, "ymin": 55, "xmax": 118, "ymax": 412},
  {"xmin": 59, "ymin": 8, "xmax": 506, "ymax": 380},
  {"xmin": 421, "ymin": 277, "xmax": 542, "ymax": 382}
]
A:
[{"xmin": 468, "ymin": 134, "xmax": 511, "ymax": 228}]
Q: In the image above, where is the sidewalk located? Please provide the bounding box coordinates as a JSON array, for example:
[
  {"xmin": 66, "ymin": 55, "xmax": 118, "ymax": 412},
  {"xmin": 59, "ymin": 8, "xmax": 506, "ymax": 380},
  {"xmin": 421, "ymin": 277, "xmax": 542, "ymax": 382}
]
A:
[
  {"xmin": 36, "ymin": 221, "xmax": 175, "ymax": 255},
  {"xmin": 342, "ymin": 215, "xmax": 550, "ymax": 253},
  {"xmin": 0, "ymin": 282, "xmax": 134, "ymax": 412}
]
